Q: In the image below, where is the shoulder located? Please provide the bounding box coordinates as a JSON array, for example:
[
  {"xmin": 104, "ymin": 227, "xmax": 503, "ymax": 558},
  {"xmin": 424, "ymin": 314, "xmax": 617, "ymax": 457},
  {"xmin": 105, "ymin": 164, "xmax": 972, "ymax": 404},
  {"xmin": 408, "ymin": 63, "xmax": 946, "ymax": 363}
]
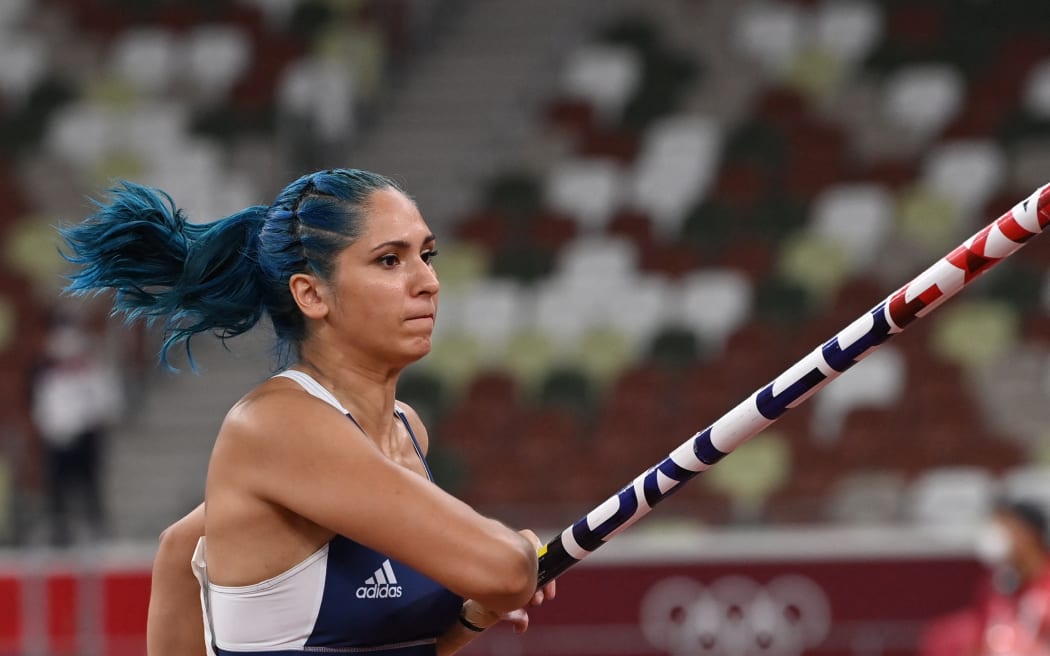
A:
[
  {"xmin": 395, "ymin": 400, "xmax": 430, "ymax": 455},
  {"xmin": 216, "ymin": 377, "xmax": 361, "ymax": 460}
]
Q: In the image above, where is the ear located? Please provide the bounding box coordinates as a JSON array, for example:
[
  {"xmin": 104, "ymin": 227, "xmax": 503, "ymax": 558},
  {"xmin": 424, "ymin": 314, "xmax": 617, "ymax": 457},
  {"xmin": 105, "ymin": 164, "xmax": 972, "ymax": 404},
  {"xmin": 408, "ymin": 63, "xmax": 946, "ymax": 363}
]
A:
[{"xmin": 289, "ymin": 272, "xmax": 330, "ymax": 320}]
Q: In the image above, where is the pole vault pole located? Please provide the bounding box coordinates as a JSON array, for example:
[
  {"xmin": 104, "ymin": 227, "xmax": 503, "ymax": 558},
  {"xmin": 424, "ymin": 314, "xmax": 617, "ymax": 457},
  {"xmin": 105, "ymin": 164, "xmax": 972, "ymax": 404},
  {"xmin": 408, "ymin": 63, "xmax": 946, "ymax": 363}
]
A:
[{"xmin": 536, "ymin": 182, "xmax": 1050, "ymax": 587}]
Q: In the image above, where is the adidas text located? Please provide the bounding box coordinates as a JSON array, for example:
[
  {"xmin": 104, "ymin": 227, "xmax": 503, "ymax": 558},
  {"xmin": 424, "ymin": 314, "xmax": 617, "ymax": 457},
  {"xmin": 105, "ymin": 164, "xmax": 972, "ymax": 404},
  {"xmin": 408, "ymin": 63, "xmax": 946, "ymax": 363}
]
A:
[{"xmin": 356, "ymin": 584, "xmax": 403, "ymax": 599}]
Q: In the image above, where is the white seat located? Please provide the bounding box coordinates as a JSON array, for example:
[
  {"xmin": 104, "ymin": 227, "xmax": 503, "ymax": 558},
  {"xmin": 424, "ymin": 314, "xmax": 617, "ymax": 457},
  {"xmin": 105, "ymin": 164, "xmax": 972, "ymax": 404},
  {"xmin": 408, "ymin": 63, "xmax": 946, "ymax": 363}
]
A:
[
  {"xmin": 828, "ymin": 470, "xmax": 905, "ymax": 524},
  {"xmin": 46, "ymin": 102, "xmax": 117, "ymax": 167},
  {"xmin": 1001, "ymin": 465, "xmax": 1050, "ymax": 518},
  {"xmin": 813, "ymin": 0, "xmax": 883, "ymax": 66},
  {"xmin": 560, "ymin": 44, "xmax": 641, "ymax": 123},
  {"xmin": 922, "ymin": 140, "xmax": 1006, "ymax": 217},
  {"xmin": 278, "ymin": 57, "xmax": 357, "ymax": 142},
  {"xmin": 882, "ymin": 64, "xmax": 964, "ymax": 141},
  {"xmin": 120, "ymin": 102, "xmax": 189, "ymax": 167},
  {"xmin": 545, "ymin": 159, "xmax": 625, "ymax": 231},
  {"xmin": 458, "ymin": 280, "xmax": 524, "ymax": 354},
  {"xmin": 811, "ymin": 346, "xmax": 905, "ymax": 442},
  {"xmin": 603, "ymin": 274, "xmax": 674, "ymax": 352},
  {"xmin": 109, "ymin": 28, "xmax": 178, "ymax": 96},
  {"xmin": 909, "ymin": 467, "xmax": 997, "ymax": 528},
  {"xmin": 671, "ymin": 268, "xmax": 753, "ymax": 349},
  {"xmin": 146, "ymin": 139, "xmax": 227, "ymax": 221},
  {"xmin": 0, "ymin": 34, "xmax": 46, "ymax": 103},
  {"xmin": 183, "ymin": 25, "xmax": 251, "ymax": 100},
  {"xmin": 531, "ymin": 278, "xmax": 597, "ymax": 349},
  {"xmin": 732, "ymin": 1, "xmax": 805, "ymax": 76},
  {"xmin": 630, "ymin": 114, "xmax": 722, "ymax": 237},
  {"xmin": 557, "ymin": 236, "xmax": 638, "ymax": 283},
  {"xmin": 1023, "ymin": 59, "xmax": 1050, "ymax": 119},
  {"xmin": 810, "ymin": 184, "xmax": 895, "ymax": 272}
]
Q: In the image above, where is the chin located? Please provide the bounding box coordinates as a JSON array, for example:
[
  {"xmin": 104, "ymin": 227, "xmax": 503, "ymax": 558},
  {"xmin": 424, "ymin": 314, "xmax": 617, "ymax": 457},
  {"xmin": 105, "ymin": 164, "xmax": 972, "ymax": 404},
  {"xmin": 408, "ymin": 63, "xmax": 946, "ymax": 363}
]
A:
[{"xmin": 401, "ymin": 339, "xmax": 432, "ymax": 363}]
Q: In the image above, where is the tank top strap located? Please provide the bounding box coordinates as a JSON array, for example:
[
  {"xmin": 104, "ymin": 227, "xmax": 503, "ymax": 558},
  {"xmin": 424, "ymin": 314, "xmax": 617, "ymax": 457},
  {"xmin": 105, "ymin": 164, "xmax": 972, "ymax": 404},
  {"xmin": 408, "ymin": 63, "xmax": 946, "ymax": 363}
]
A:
[
  {"xmin": 394, "ymin": 405, "xmax": 434, "ymax": 483},
  {"xmin": 275, "ymin": 370, "xmax": 434, "ymax": 482},
  {"xmin": 272, "ymin": 370, "xmax": 351, "ymax": 415}
]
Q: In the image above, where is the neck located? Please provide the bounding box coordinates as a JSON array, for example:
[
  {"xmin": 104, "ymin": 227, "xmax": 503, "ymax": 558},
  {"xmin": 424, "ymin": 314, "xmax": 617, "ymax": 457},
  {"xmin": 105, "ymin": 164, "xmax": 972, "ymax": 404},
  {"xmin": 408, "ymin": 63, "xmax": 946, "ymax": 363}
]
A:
[{"xmin": 295, "ymin": 343, "xmax": 402, "ymax": 445}]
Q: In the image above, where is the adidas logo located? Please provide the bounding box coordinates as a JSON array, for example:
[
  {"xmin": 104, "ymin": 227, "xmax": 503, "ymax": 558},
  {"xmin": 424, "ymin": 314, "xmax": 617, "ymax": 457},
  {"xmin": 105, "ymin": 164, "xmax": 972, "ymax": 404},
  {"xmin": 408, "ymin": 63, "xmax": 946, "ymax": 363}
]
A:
[{"xmin": 356, "ymin": 560, "xmax": 404, "ymax": 599}]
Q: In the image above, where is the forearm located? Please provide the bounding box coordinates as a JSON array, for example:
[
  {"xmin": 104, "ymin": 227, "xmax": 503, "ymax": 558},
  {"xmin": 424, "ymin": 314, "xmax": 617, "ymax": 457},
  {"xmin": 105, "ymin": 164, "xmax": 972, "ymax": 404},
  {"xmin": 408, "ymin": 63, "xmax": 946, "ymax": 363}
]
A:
[
  {"xmin": 147, "ymin": 504, "xmax": 207, "ymax": 656},
  {"xmin": 435, "ymin": 622, "xmax": 482, "ymax": 656},
  {"xmin": 435, "ymin": 601, "xmax": 496, "ymax": 656}
]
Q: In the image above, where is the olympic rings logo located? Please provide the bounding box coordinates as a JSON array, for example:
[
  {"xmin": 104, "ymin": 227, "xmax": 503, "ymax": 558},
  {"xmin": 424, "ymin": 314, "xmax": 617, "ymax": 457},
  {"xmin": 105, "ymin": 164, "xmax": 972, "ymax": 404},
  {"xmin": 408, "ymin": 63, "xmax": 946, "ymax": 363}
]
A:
[{"xmin": 639, "ymin": 575, "xmax": 832, "ymax": 656}]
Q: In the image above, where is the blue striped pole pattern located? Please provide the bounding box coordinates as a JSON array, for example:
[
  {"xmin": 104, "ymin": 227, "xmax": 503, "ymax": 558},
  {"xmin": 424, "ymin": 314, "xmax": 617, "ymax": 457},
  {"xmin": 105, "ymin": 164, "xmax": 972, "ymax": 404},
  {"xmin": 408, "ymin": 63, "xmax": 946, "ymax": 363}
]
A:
[{"xmin": 536, "ymin": 182, "xmax": 1050, "ymax": 586}]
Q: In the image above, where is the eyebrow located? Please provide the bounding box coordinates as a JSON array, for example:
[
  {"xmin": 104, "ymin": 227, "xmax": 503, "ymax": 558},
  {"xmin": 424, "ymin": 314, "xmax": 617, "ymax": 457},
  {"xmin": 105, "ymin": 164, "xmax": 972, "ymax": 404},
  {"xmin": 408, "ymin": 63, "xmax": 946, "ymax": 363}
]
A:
[{"xmin": 369, "ymin": 233, "xmax": 436, "ymax": 253}]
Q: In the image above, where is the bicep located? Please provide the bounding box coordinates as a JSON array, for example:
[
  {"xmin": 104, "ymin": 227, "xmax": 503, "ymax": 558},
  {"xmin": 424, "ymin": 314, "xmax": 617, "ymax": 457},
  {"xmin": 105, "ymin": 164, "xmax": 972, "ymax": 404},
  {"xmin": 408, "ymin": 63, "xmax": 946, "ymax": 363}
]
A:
[{"xmin": 216, "ymin": 398, "xmax": 533, "ymax": 607}]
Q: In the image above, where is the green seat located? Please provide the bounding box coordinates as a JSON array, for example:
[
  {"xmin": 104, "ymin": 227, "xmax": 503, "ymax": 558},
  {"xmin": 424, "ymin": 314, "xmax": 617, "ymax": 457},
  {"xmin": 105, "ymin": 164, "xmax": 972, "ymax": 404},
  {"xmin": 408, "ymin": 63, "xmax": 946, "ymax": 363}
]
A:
[
  {"xmin": 680, "ymin": 199, "xmax": 737, "ymax": 256},
  {"xmin": 931, "ymin": 300, "xmax": 1019, "ymax": 370},
  {"xmin": 397, "ymin": 368, "xmax": 448, "ymax": 427},
  {"xmin": 574, "ymin": 327, "xmax": 635, "ymax": 388},
  {"xmin": 982, "ymin": 262, "xmax": 1044, "ymax": 316},
  {"xmin": 501, "ymin": 330, "xmax": 557, "ymax": 392},
  {"xmin": 431, "ymin": 241, "xmax": 488, "ymax": 292},
  {"xmin": 776, "ymin": 231, "xmax": 848, "ymax": 305},
  {"xmin": 703, "ymin": 430, "xmax": 791, "ymax": 522},
  {"xmin": 420, "ymin": 333, "xmax": 482, "ymax": 396},
  {"xmin": 538, "ymin": 366, "xmax": 594, "ymax": 415},
  {"xmin": 4, "ymin": 215, "xmax": 65, "ymax": 296},
  {"xmin": 753, "ymin": 273, "xmax": 814, "ymax": 327},
  {"xmin": 722, "ymin": 118, "xmax": 789, "ymax": 171},
  {"xmin": 647, "ymin": 325, "xmax": 702, "ymax": 370},
  {"xmin": 896, "ymin": 185, "xmax": 959, "ymax": 255},
  {"xmin": 483, "ymin": 171, "xmax": 543, "ymax": 221},
  {"xmin": 785, "ymin": 47, "xmax": 844, "ymax": 101},
  {"xmin": 489, "ymin": 244, "xmax": 554, "ymax": 284}
]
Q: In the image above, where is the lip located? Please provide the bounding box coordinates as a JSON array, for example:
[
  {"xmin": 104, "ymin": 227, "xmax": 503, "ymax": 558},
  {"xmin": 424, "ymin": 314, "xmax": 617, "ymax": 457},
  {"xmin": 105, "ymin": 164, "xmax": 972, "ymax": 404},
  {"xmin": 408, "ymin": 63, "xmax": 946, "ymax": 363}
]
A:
[{"xmin": 406, "ymin": 314, "xmax": 435, "ymax": 322}]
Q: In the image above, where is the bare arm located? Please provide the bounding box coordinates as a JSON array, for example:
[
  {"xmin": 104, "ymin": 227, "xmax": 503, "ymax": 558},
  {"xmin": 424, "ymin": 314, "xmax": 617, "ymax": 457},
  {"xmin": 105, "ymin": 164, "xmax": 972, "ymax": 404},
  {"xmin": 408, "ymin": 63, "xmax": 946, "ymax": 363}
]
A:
[
  {"xmin": 147, "ymin": 503, "xmax": 207, "ymax": 656},
  {"xmin": 436, "ymin": 532, "xmax": 557, "ymax": 656},
  {"xmin": 210, "ymin": 391, "xmax": 538, "ymax": 613}
]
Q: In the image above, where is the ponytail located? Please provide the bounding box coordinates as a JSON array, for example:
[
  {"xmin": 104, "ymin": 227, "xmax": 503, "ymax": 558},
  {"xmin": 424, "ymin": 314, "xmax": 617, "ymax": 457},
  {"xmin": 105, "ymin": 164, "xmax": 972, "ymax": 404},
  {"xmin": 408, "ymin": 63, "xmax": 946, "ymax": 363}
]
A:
[
  {"xmin": 62, "ymin": 168, "xmax": 404, "ymax": 370},
  {"xmin": 60, "ymin": 181, "xmax": 269, "ymax": 367}
]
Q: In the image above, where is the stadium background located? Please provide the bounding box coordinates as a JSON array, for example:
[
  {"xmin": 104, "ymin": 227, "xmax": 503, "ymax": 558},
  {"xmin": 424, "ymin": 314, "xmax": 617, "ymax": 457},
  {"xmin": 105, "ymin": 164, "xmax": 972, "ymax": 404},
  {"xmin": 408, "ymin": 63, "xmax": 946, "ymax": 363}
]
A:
[{"xmin": 1, "ymin": 0, "xmax": 1050, "ymax": 654}]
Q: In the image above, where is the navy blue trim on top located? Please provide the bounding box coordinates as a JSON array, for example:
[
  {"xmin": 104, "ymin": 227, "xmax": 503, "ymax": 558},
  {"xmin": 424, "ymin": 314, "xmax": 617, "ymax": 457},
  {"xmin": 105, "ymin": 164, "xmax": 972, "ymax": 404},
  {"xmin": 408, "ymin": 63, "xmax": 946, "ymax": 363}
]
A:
[
  {"xmin": 395, "ymin": 408, "xmax": 434, "ymax": 483},
  {"xmin": 215, "ymin": 637, "xmax": 436, "ymax": 655},
  {"xmin": 343, "ymin": 408, "xmax": 434, "ymax": 483}
]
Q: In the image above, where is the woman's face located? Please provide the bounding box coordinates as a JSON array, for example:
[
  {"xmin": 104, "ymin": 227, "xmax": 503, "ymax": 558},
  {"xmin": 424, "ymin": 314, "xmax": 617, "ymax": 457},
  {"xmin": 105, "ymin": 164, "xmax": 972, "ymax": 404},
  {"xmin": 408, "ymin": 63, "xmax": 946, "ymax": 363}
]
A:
[{"xmin": 323, "ymin": 187, "xmax": 440, "ymax": 367}]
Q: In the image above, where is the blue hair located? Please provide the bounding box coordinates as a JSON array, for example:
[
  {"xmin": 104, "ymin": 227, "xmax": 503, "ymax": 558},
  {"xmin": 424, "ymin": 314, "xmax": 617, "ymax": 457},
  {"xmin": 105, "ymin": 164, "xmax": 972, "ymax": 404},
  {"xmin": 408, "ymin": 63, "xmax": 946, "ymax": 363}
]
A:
[{"xmin": 60, "ymin": 168, "xmax": 403, "ymax": 369}]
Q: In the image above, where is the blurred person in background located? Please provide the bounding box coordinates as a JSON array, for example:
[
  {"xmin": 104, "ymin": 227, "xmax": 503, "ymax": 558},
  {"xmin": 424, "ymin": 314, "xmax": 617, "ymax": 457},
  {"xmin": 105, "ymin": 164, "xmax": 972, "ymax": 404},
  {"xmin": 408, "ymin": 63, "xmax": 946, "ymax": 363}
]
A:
[
  {"xmin": 60, "ymin": 169, "xmax": 555, "ymax": 656},
  {"xmin": 29, "ymin": 312, "xmax": 122, "ymax": 547},
  {"xmin": 921, "ymin": 500, "xmax": 1050, "ymax": 656}
]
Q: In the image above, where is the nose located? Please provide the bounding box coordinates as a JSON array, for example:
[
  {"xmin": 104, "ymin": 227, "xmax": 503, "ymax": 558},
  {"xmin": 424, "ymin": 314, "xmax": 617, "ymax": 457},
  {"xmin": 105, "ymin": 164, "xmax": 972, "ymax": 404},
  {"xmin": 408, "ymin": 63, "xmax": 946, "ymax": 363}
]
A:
[{"xmin": 413, "ymin": 256, "xmax": 440, "ymax": 296}]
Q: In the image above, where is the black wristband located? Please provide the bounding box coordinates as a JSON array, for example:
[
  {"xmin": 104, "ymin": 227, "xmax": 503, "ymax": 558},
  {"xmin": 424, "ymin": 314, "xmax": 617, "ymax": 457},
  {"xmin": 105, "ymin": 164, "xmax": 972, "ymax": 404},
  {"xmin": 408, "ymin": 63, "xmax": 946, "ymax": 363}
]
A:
[{"xmin": 458, "ymin": 611, "xmax": 487, "ymax": 633}]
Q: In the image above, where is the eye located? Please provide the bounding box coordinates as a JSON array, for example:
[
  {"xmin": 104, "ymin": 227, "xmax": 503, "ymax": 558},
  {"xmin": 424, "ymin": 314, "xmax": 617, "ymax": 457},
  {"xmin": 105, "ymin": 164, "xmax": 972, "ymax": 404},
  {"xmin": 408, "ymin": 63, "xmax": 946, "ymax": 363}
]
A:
[
  {"xmin": 378, "ymin": 254, "xmax": 400, "ymax": 267},
  {"xmin": 421, "ymin": 249, "xmax": 439, "ymax": 265}
]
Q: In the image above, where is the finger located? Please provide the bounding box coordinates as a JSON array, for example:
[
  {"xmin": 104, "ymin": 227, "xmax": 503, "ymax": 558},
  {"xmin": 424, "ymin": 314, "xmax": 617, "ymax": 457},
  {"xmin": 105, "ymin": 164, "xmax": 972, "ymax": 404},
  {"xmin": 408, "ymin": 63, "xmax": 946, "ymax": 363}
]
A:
[
  {"xmin": 530, "ymin": 589, "xmax": 544, "ymax": 606},
  {"xmin": 544, "ymin": 580, "xmax": 557, "ymax": 600},
  {"xmin": 501, "ymin": 608, "xmax": 530, "ymax": 634}
]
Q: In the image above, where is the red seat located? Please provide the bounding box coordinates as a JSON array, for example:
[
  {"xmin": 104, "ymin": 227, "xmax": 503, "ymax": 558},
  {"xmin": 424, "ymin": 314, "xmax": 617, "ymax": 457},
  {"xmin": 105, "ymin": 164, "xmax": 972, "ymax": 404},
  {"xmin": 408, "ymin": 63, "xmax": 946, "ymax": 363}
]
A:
[
  {"xmin": 544, "ymin": 98, "xmax": 596, "ymax": 138},
  {"xmin": 454, "ymin": 209, "xmax": 512, "ymax": 253},
  {"xmin": 578, "ymin": 126, "xmax": 640, "ymax": 164},
  {"xmin": 606, "ymin": 209, "xmax": 656, "ymax": 252},
  {"xmin": 526, "ymin": 210, "xmax": 578, "ymax": 253}
]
